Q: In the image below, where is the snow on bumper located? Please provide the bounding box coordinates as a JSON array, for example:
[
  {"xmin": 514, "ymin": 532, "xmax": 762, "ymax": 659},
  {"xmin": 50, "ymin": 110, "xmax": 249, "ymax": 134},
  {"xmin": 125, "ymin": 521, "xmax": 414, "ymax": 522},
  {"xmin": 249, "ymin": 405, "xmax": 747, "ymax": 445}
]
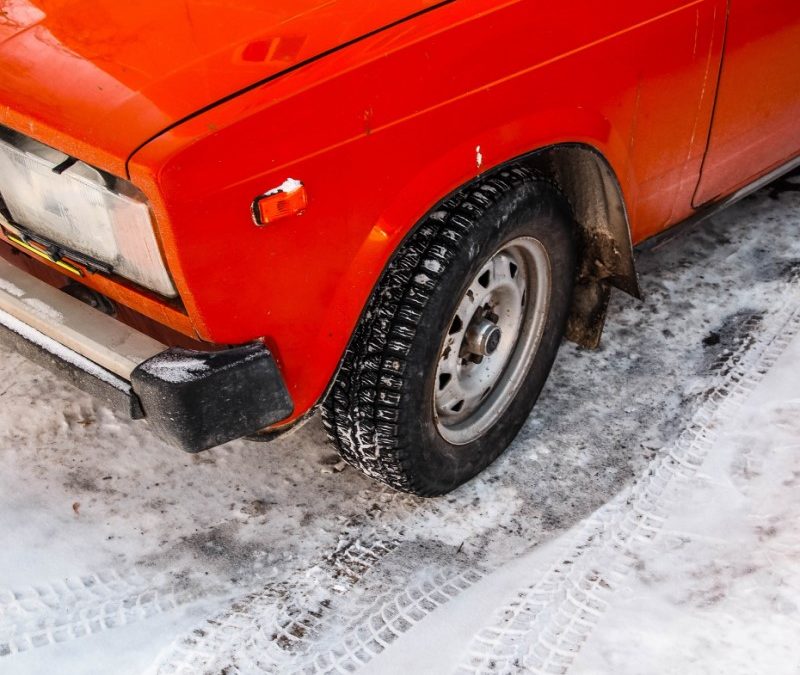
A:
[{"xmin": 0, "ymin": 256, "xmax": 292, "ymax": 452}]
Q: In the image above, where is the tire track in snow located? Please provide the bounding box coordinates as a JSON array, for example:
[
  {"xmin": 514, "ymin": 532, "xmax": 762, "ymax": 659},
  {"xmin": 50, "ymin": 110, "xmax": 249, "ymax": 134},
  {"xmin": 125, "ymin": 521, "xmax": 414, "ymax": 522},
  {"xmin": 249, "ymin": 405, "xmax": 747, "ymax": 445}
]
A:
[
  {"xmin": 242, "ymin": 552, "xmax": 486, "ymax": 675},
  {"xmin": 149, "ymin": 465, "xmax": 521, "ymax": 674},
  {"xmin": 458, "ymin": 279, "xmax": 800, "ymax": 674},
  {"xmin": 296, "ymin": 564, "xmax": 484, "ymax": 673},
  {"xmin": 152, "ymin": 531, "xmax": 402, "ymax": 674},
  {"xmin": 0, "ymin": 475, "xmax": 497, "ymax": 670},
  {"xmin": 0, "ymin": 568, "xmax": 207, "ymax": 657},
  {"xmin": 154, "ymin": 530, "xmax": 487, "ymax": 675}
]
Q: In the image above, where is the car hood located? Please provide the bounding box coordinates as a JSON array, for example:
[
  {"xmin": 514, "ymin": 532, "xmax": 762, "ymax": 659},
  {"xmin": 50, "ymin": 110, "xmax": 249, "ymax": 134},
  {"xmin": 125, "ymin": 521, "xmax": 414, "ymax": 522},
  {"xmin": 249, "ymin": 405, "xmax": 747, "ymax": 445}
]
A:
[{"xmin": 0, "ymin": 0, "xmax": 445, "ymax": 175}]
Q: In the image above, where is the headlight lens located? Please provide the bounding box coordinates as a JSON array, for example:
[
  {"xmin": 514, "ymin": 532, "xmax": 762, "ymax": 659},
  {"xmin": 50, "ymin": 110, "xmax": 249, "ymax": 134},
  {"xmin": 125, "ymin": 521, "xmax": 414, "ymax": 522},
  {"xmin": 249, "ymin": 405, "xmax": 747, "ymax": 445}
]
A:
[{"xmin": 0, "ymin": 131, "xmax": 177, "ymax": 298}]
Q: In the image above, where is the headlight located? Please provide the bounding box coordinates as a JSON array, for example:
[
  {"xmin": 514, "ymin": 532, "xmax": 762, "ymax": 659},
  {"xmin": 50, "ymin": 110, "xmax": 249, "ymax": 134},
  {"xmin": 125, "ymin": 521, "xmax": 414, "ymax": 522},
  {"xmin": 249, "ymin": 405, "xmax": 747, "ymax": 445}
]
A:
[{"xmin": 0, "ymin": 130, "xmax": 177, "ymax": 298}]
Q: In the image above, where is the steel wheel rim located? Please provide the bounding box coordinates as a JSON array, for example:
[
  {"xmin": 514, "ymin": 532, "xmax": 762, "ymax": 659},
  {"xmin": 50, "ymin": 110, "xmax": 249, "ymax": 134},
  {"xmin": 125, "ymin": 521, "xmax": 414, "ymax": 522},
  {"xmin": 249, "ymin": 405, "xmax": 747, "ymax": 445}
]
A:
[{"xmin": 433, "ymin": 236, "xmax": 551, "ymax": 445}]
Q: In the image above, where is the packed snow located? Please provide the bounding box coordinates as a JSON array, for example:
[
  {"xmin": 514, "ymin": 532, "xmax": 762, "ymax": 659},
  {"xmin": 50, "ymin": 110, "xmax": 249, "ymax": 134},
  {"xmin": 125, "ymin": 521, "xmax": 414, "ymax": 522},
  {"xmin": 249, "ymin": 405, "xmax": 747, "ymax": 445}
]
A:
[
  {"xmin": 261, "ymin": 178, "xmax": 304, "ymax": 197},
  {"xmin": 1, "ymin": 172, "xmax": 799, "ymax": 674},
  {"xmin": 136, "ymin": 352, "xmax": 211, "ymax": 384}
]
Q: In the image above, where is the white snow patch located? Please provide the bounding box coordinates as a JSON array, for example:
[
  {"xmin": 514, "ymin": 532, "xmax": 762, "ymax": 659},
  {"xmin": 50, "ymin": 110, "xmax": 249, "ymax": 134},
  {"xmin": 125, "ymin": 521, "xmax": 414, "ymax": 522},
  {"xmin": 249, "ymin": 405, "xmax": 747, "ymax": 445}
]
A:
[
  {"xmin": 137, "ymin": 354, "xmax": 210, "ymax": 383},
  {"xmin": 0, "ymin": 278, "xmax": 24, "ymax": 298},
  {"xmin": 261, "ymin": 177, "xmax": 303, "ymax": 197},
  {"xmin": 22, "ymin": 297, "xmax": 63, "ymax": 322},
  {"xmin": 422, "ymin": 259, "xmax": 442, "ymax": 274}
]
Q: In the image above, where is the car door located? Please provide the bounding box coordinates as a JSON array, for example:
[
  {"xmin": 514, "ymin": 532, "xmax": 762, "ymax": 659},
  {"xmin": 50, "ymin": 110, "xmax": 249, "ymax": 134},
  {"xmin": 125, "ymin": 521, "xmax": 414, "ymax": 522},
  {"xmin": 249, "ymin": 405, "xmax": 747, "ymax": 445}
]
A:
[{"xmin": 693, "ymin": 0, "xmax": 800, "ymax": 205}]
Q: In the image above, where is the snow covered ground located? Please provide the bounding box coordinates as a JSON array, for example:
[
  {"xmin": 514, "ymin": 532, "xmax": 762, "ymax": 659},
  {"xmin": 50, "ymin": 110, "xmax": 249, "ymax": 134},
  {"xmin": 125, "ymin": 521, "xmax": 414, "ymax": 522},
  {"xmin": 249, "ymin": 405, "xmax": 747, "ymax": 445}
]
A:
[{"xmin": 1, "ymin": 172, "xmax": 799, "ymax": 674}]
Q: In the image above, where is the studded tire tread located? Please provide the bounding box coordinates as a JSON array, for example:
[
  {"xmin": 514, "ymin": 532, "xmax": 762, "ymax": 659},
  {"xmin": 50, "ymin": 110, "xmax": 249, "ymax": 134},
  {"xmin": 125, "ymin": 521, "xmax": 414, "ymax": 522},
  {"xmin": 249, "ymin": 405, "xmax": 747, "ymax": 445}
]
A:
[{"xmin": 322, "ymin": 166, "xmax": 575, "ymax": 496}]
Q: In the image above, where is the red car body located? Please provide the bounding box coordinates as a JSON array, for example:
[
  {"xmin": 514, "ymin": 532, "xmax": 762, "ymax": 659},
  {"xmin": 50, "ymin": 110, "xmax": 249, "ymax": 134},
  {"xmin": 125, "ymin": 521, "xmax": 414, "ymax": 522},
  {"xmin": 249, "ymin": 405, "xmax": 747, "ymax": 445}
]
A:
[{"xmin": 0, "ymin": 0, "xmax": 798, "ymax": 431}]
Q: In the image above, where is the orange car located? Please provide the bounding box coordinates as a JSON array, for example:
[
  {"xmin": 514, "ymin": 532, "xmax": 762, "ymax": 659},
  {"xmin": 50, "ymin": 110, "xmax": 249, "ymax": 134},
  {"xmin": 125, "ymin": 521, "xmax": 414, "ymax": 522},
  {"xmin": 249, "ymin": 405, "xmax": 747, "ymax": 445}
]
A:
[{"xmin": 0, "ymin": 1, "xmax": 798, "ymax": 495}]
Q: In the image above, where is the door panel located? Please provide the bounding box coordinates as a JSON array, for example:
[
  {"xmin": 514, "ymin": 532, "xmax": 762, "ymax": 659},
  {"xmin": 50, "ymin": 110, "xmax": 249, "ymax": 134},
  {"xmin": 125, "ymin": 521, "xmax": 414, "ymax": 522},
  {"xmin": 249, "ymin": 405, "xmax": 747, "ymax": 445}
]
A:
[{"xmin": 694, "ymin": 0, "xmax": 800, "ymax": 205}]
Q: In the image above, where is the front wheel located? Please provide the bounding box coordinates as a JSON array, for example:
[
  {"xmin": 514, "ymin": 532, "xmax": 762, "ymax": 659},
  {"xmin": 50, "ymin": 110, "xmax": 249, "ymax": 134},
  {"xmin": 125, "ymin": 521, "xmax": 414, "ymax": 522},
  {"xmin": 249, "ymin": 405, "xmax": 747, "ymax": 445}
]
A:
[{"xmin": 322, "ymin": 167, "xmax": 576, "ymax": 496}]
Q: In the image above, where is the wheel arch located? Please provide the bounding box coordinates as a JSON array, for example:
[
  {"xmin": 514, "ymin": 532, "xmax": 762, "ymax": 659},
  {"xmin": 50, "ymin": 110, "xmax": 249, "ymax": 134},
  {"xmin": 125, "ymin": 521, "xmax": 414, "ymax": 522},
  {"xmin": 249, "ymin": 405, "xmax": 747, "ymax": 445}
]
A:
[
  {"xmin": 371, "ymin": 142, "xmax": 641, "ymax": 351},
  {"xmin": 520, "ymin": 143, "xmax": 642, "ymax": 348},
  {"xmin": 381, "ymin": 142, "xmax": 642, "ymax": 350}
]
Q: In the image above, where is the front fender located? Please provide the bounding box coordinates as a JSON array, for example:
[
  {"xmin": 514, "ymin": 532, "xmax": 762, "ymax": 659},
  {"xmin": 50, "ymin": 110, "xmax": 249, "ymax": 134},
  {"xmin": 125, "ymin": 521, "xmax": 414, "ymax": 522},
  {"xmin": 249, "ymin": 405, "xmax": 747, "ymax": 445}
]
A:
[{"xmin": 129, "ymin": 0, "xmax": 712, "ymax": 423}]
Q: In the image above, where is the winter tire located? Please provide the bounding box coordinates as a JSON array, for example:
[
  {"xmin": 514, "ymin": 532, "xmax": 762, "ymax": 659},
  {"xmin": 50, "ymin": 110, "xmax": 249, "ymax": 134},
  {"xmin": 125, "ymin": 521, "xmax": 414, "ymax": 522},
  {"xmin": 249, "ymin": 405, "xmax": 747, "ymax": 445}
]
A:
[{"xmin": 322, "ymin": 166, "xmax": 577, "ymax": 496}]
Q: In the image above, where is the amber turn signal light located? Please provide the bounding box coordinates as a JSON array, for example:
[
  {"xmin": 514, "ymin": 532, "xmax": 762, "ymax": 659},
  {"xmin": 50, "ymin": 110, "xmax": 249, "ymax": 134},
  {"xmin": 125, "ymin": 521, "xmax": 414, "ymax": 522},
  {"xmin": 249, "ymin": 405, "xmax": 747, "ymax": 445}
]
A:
[{"xmin": 252, "ymin": 178, "xmax": 307, "ymax": 225}]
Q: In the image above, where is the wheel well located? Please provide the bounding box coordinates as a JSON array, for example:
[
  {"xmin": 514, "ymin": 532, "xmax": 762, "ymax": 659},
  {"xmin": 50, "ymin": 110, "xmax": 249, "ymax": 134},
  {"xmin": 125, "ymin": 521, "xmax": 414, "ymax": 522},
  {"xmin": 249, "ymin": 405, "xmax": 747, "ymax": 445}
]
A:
[
  {"xmin": 306, "ymin": 144, "xmax": 640, "ymax": 431},
  {"xmin": 520, "ymin": 143, "xmax": 641, "ymax": 348}
]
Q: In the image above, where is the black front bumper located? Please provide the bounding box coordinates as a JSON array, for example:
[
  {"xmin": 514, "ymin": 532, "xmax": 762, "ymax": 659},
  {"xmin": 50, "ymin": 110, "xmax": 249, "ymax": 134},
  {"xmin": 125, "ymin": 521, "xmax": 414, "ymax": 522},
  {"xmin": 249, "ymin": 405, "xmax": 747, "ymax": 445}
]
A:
[
  {"xmin": 131, "ymin": 343, "xmax": 293, "ymax": 452},
  {"xmin": 0, "ymin": 321, "xmax": 293, "ymax": 452}
]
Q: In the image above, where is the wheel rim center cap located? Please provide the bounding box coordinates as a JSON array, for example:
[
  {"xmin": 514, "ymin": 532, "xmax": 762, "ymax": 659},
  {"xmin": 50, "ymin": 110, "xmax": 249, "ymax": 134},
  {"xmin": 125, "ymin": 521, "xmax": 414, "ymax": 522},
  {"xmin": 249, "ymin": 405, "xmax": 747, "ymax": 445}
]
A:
[{"xmin": 465, "ymin": 318, "xmax": 502, "ymax": 356}]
